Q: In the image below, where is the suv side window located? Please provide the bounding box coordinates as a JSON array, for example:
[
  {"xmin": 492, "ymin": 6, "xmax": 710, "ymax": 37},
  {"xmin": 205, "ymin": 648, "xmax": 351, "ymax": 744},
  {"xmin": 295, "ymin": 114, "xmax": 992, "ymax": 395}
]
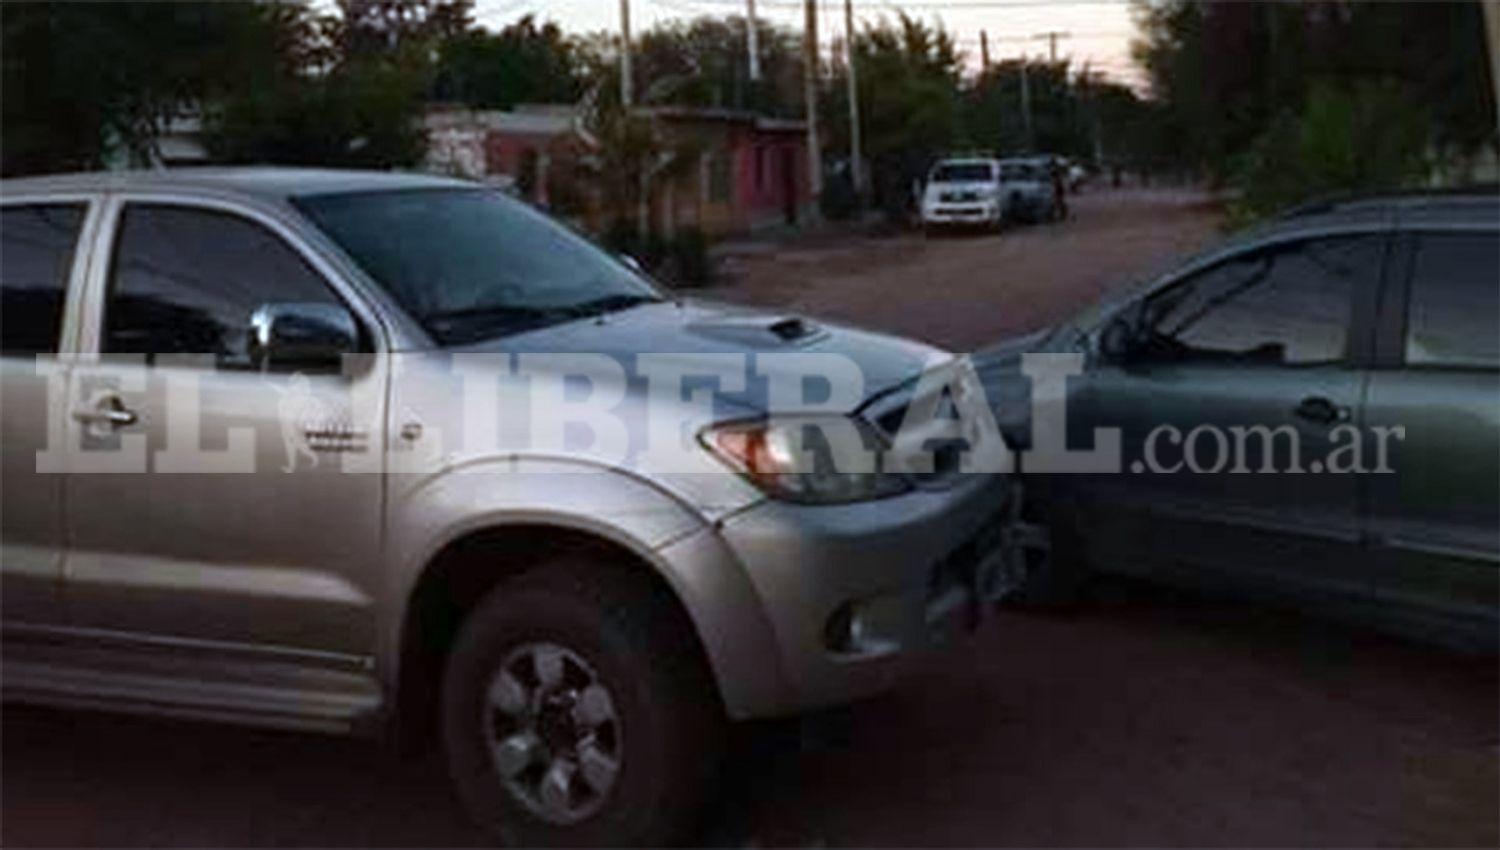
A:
[
  {"xmin": 103, "ymin": 204, "xmax": 345, "ymax": 367},
  {"xmin": 1404, "ymin": 232, "xmax": 1499, "ymax": 369},
  {"xmin": 1, "ymin": 204, "xmax": 86, "ymax": 356},
  {"xmin": 1146, "ymin": 235, "xmax": 1381, "ymax": 366}
]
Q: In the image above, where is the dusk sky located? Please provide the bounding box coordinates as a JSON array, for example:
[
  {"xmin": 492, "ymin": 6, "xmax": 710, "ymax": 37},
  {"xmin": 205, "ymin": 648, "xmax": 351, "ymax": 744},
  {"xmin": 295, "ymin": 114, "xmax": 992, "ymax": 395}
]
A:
[{"xmin": 472, "ymin": 0, "xmax": 1145, "ymax": 86}]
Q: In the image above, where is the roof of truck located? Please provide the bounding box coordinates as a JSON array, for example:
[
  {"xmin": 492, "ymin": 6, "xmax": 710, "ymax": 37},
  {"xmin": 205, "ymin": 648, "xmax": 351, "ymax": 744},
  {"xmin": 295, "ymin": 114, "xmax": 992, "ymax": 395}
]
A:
[{"xmin": 0, "ymin": 167, "xmax": 473, "ymax": 201}]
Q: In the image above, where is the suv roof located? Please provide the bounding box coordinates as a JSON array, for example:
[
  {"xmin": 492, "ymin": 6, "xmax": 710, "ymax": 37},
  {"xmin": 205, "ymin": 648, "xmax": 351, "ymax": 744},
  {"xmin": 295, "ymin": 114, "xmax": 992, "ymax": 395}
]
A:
[
  {"xmin": 0, "ymin": 167, "xmax": 471, "ymax": 202},
  {"xmin": 1275, "ymin": 185, "xmax": 1500, "ymax": 225}
]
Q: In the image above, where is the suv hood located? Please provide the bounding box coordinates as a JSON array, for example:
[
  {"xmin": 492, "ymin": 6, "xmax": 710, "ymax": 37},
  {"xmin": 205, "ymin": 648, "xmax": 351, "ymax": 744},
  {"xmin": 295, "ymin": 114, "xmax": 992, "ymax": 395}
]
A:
[{"xmin": 452, "ymin": 299, "xmax": 947, "ymax": 416}]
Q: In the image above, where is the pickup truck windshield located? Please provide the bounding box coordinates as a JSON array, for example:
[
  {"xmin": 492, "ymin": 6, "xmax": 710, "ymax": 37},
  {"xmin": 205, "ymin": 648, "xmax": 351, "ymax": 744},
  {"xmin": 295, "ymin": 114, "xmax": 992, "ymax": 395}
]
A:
[
  {"xmin": 931, "ymin": 163, "xmax": 993, "ymax": 183},
  {"xmin": 295, "ymin": 188, "xmax": 662, "ymax": 345}
]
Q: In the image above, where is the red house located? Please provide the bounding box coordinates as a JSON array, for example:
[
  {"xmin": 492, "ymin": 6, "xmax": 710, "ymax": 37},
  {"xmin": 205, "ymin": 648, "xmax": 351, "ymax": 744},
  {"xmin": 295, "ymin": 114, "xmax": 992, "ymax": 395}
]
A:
[
  {"xmin": 423, "ymin": 104, "xmax": 814, "ymax": 238},
  {"xmin": 643, "ymin": 106, "xmax": 814, "ymax": 237}
]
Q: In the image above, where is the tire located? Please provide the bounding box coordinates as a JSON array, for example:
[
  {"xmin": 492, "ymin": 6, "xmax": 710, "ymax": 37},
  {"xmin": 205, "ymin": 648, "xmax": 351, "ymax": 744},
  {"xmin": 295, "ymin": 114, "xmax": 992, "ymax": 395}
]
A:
[{"xmin": 441, "ymin": 560, "xmax": 723, "ymax": 846}]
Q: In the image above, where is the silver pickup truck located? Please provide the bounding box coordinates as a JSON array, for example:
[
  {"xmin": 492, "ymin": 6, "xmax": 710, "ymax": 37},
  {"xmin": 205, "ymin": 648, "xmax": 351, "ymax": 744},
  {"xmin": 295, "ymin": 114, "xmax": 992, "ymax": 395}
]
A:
[{"xmin": 0, "ymin": 169, "xmax": 1010, "ymax": 845}]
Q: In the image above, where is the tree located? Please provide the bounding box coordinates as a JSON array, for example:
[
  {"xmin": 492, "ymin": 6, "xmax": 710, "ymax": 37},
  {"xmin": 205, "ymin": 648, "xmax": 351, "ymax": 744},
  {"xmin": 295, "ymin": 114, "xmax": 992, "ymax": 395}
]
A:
[
  {"xmin": 203, "ymin": 2, "xmax": 438, "ymax": 168},
  {"xmin": 824, "ymin": 14, "xmax": 964, "ymax": 219},
  {"xmin": 336, "ymin": 0, "xmax": 472, "ymax": 58},
  {"xmin": 631, "ymin": 16, "xmax": 803, "ymax": 117},
  {"xmin": 432, "ymin": 15, "xmax": 583, "ymax": 108},
  {"xmin": 1232, "ymin": 80, "xmax": 1430, "ymax": 221},
  {"xmin": 1132, "ymin": 0, "xmax": 1498, "ymax": 197},
  {"xmin": 1, "ymin": 2, "xmax": 287, "ymax": 175}
]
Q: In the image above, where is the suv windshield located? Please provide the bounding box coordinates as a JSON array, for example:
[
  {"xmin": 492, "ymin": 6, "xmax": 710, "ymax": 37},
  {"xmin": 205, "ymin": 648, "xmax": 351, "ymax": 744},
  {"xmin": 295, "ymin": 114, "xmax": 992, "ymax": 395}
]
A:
[
  {"xmin": 1000, "ymin": 163, "xmax": 1041, "ymax": 181},
  {"xmin": 931, "ymin": 163, "xmax": 993, "ymax": 183},
  {"xmin": 295, "ymin": 188, "xmax": 662, "ymax": 345}
]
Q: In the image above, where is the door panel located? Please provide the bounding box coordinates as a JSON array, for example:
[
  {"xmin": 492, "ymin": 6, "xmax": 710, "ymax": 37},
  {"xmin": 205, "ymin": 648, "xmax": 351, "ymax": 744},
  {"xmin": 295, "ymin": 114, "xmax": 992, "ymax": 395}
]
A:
[
  {"xmin": 1073, "ymin": 233, "xmax": 1385, "ymax": 596},
  {"xmin": 1365, "ymin": 230, "xmax": 1500, "ymax": 631},
  {"xmin": 1078, "ymin": 363, "xmax": 1366, "ymax": 591},
  {"xmin": 1, "ymin": 202, "xmax": 90, "ymax": 625},
  {"xmin": 62, "ymin": 200, "xmax": 386, "ymax": 657},
  {"xmin": 1364, "ymin": 370, "xmax": 1499, "ymax": 618}
]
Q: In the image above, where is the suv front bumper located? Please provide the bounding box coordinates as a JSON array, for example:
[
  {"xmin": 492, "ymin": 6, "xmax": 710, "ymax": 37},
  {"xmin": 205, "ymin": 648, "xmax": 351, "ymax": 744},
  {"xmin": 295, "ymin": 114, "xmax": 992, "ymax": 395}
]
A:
[
  {"xmin": 659, "ymin": 473, "xmax": 1008, "ymax": 719},
  {"xmin": 923, "ymin": 202, "xmax": 1002, "ymax": 227}
]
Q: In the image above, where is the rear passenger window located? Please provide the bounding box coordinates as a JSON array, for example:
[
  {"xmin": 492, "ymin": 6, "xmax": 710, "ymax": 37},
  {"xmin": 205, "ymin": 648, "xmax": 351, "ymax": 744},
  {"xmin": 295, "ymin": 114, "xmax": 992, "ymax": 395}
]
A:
[
  {"xmin": 1, "ymin": 204, "xmax": 86, "ymax": 355},
  {"xmin": 104, "ymin": 205, "xmax": 344, "ymax": 367},
  {"xmin": 1405, "ymin": 233, "xmax": 1500, "ymax": 368}
]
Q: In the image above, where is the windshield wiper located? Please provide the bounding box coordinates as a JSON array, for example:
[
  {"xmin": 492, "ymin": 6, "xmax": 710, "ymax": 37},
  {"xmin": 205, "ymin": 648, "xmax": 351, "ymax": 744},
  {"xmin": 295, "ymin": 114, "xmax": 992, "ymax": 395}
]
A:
[
  {"xmin": 421, "ymin": 294, "xmax": 661, "ymax": 345},
  {"xmin": 558, "ymin": 293, "xmax": 662, "ymax": 320},
  {"xmin": 421, "ymin": 304, "xmax": 581, "ymax": 344}
]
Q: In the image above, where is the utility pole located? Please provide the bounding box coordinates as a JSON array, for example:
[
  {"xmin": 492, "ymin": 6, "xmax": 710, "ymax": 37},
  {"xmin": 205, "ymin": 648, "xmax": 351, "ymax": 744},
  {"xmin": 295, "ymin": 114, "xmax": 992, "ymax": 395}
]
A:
[
  {"xmin": 746, "ymin": 0, "xmax": 761, "ymax": 81},
  {"xmin": 1019, "ymin": 57, "xmax": 1033, "ymax": 152},
  {"xmin": 845, "ymin": 0, "xmax": 862, "ymax": 195},
  {"xmin": 1033, "ymin": 30, "xmax": 1070, "ymax": 64},
  {"xmin": 620, "ymin": 0, "xmax": 634, "ymax": 106},
  {"xmin": 803, "ymin": 0, "xmax": 822, "ymax": 210},
  {"xmin": 980, "ymin": 30, "xmax": 990, "ymax": 73}
]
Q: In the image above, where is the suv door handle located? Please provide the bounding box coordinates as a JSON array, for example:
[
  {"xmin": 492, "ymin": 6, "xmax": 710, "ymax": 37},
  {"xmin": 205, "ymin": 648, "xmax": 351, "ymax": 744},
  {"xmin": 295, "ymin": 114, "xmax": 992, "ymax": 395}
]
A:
[
  {"xmin": 73, "ymin": 395, "xmax": 138, "ymax": 428},
  {"xmin": 1293, "ymin": 396, "xmax": 1349, "ymax": 425}
]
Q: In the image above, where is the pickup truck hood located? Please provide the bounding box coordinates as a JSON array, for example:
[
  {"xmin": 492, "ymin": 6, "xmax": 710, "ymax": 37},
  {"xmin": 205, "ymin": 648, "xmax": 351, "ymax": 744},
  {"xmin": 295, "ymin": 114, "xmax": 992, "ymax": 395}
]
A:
[{"xmin": 453, "ymin": 299, "xmax": 947, "ymax": 416}]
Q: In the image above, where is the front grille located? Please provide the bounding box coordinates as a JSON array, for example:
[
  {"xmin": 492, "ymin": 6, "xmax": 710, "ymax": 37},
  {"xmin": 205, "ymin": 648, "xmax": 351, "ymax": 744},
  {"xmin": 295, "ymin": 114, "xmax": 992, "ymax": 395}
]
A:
[{"xmin": 939, "ymin": 191, "xmax": 981, "ymax": 203}]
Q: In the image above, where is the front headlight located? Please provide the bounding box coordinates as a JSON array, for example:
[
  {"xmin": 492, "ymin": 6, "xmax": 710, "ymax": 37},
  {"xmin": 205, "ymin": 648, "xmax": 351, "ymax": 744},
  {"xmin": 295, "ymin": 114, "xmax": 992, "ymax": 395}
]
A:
[{"xmin": 699, "ymin": 416, "xmax": 912, "ymax": 505}]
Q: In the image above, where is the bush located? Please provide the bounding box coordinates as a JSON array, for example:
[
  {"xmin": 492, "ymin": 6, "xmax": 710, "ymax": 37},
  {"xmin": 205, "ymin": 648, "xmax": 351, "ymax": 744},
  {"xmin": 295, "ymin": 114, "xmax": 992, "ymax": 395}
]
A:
[
  {"xmin": 663, "ymin": 227, "xmax": 712, "ymax": 288},
  {"xmin": 1230, "ymin": 80, "xmax": 1430, "ymax": 224},
  {"xmin": 820, "ymin": 169, "xmax": 860, "ymax": 221},
  {"xmin": 600, "ymin": 220, "xmax": 714, "ymax": 288}
]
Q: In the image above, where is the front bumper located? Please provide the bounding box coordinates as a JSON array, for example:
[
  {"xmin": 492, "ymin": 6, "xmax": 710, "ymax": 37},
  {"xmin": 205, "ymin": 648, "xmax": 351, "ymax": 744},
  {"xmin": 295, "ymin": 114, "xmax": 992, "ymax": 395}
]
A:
[
  {"xmin": 689, "ymin": 473, "xmax": 1008, "ymax": 718},
  {"xmin": 923, "ymin": 203, "xmax": 1001, "ymax": 226}
]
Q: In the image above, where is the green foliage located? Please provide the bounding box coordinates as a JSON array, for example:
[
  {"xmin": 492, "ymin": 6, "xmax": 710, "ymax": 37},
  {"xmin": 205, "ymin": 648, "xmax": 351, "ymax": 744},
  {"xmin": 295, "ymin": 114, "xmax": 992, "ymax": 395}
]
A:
[
  {"xmin": 1230, "ymin": 80, "xmax": 1430, "ymax": 223},
  {"xmin": 959, "ymin": 59, "xmax": 1098, "ymax": 158},
  {"xmin": 433, "ymin": 15, "xmax": 582, "ymax": 109},
  {"xmin": 662, "ymin": 227, "xmax": 713, "ymax": 288},
  {"xmin": 822, "ymin": 14, "xmax": 964, "ymax": 219},
  {"xmin": 1132, "ymin": 0, "xmax": 1498, "ymax": 194},
  {"xmin": 202, "ymin": 1, "xmax": 465, "ymax": 168},
  {"xmin": 205, "ymin": 55, "xmax": 429, "ymax": 169},
  {"xmin": 600, "ymin": 222, "xmax": 714, "ymax": 288},
  {"xmin": 1, "ymin": 1, "xmax": 284, "ymax": 175},
  {"xmin": 631, "ymin": 16, "xmax": 804, "ymax": 117}
]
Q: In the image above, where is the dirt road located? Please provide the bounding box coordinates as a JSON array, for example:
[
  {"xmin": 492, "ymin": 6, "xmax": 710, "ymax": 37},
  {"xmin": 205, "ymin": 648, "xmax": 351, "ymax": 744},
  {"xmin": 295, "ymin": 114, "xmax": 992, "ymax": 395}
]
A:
[
  {"xmin": 3, "ymin": 189, "xmax": 1495, "ymax": 847},
  {"xmin": 711, "ymin": 188, "xmax": 1223, "ymax": 350}
]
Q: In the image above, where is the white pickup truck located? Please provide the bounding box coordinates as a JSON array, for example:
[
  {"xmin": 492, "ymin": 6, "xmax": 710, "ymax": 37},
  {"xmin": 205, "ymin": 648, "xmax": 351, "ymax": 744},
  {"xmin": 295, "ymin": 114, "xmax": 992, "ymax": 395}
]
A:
[{"xmin": 919, "ymin": 158, "xmax": 1006, "ymax": 233}]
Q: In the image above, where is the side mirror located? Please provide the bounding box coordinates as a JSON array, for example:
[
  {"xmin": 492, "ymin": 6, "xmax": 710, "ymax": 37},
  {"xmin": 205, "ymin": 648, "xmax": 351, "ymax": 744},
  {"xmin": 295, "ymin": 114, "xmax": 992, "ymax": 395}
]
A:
[
  {"xmin": 1097, "ymin": 316, "xmax": 1139, "ymax": 364},
  {"xmin": 248, "ymin": 303, "xmax": 358, "ymax": 371},
  {"xmin": 619, "ymin": 254, "xmax": 645, "ymax": 274}
]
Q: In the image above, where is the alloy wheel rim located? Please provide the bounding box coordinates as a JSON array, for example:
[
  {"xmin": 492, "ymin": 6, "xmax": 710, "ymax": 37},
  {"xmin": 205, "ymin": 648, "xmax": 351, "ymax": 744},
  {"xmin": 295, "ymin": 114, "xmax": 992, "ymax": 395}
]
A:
[{"xmin": 482, "ymin": 642, "xmax": 622, "ymax": 824}]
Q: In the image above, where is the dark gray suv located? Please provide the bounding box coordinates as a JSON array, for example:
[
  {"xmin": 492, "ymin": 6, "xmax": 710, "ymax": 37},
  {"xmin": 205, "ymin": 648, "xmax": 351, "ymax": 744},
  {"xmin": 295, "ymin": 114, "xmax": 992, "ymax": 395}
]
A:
[{"xmin": 978, "ymin": 190, "xmax": 1499, "ymax": 647}]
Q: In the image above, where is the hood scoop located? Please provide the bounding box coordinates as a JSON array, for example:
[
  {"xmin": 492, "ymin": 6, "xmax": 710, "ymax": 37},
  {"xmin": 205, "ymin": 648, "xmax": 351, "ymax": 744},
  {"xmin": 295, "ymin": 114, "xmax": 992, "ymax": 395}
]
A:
[{"xmin": 683, "ymin": 313, "xmax": 826, "ymax": 348}]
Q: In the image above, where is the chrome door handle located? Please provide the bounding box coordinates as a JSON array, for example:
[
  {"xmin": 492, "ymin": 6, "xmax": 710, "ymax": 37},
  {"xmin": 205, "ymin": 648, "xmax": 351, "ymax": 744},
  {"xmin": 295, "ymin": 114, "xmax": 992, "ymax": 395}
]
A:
[
  {"xmin": 73, "ymin": 396, "xmax": 138, "ymax": 428},
  {"xmin": 1292, "ymin": 396, "xmax": 1349, "ymax": 426}
]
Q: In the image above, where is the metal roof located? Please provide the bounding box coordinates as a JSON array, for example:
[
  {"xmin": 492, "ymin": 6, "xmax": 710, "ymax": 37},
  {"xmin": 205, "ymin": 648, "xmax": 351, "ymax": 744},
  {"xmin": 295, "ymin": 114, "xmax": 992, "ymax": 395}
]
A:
[
  {"xmin": 1275, "ymin": 185, "xmax": 1500, "ymax": 224},
  {"xmin": 0, "ymin": 167, "xmax": 474, "ymax": 201}
]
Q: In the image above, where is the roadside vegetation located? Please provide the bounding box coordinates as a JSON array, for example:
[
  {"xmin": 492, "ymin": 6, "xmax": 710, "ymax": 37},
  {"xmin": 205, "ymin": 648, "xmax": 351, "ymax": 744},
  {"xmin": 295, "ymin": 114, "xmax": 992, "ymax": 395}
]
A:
[{"xmin": 3, "ymin": 0, "xmax": 1496, "ymax": 228}]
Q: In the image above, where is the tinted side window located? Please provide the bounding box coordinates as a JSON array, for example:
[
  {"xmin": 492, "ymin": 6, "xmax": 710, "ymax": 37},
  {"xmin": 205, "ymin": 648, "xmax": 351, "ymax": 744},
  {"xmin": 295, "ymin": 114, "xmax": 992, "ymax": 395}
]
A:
[
  {"xmin": 1149, "ymin": 235, "xmax": 1381, "ymax": 365},
  {"xmin": 1, "ymin": 204, "xmax": 86, "ymax": 355},
  {"xmin": 1404, "ymin": 232, "xmax": 1500, "ymax": 368},
  {"xmin": 104, "ymin": 205, "xmax": 342, "ymax": 367}
]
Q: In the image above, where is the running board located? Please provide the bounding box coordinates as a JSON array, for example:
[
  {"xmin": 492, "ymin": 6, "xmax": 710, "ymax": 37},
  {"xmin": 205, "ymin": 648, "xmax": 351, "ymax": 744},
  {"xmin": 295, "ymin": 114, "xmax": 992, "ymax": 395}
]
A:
[{"xmin": 2, "ymin": 637, "xmax": 383, "ymax": 736}]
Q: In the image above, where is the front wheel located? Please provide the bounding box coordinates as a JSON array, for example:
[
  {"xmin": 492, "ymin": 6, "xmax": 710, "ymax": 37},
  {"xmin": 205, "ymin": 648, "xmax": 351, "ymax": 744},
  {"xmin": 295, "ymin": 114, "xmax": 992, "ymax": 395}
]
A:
[{"xmin": 441, "ymin": 561, "xmax": 723, "ymax": 846}]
